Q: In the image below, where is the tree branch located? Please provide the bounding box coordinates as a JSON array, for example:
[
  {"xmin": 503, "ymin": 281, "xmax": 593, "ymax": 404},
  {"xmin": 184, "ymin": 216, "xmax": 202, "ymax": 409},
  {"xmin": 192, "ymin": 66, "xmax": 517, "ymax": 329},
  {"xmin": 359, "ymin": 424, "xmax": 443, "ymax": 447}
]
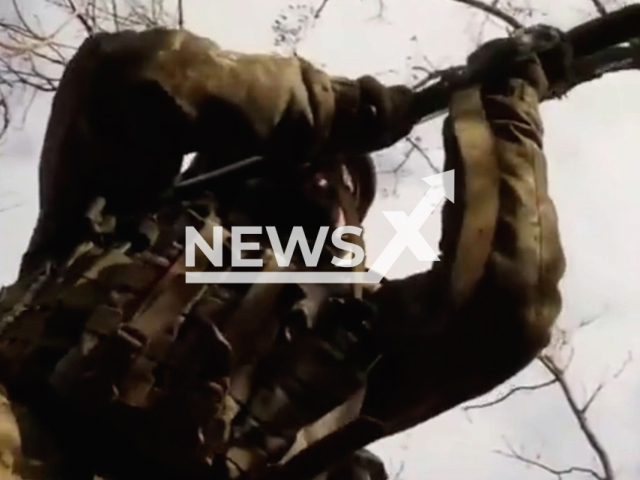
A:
[
  {"xmin": 580, "ymin": 381, "xmax": 605, "ymax": 415},
  {"xmin": 581, "ymin": 352, "xmax": 632, "ymax": 415},
  {"xmin": 464, "ymin": 378, "xmax": 558, "ymax": 411},
  {"xmin": 377, "ymin": 143, "xmax": 416, "ymax": 195},
  {"xmin": 0, "ymin": 190, "xmax": 23, "ymax": 212},
  {"xmin": 0, "ymin": 89, "xmax": 9, "ymax": 141},
  {"xmin": 65, "ymin": 0, "xmax": 95, "ymax": 35},
  {"xmin": 314, "ymin": 0, "xmax": 331, "ymax": 20},
  {"xmin": 539, "ymin": 355, "xmax": 615, "ymax": 480},
  {"xmin": 111, "ymin": 0, "xmax": 120, "ymax": 30},
  {"xmin": 177, "ymin": 0, "xmax": 184, "ymax": 27},
  {"xmin": 406, "ymin": 136, "xmax": 439, "ymax": 173},
  {"xmin": 590, "ymin": 0, "xmax": 608, "ymax": 17},
  {"xmin": 497, "ymin": 445, "xmax": 603, "ymax": 480},
  {"xmin": 0, "ymin": 0, "xmax": 183, "ymax": 133},
  {"xmin": 450, "ymin": 0, "xmax": 523, "ymax": 30}
]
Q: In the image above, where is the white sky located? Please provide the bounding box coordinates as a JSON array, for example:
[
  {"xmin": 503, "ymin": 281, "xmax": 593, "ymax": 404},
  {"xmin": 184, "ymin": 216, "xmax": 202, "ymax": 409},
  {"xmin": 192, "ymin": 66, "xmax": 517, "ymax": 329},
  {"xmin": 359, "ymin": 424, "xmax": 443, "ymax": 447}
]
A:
[{"xmin": 1, "ymin": 0, "xmax": 640, "ymax": 478}]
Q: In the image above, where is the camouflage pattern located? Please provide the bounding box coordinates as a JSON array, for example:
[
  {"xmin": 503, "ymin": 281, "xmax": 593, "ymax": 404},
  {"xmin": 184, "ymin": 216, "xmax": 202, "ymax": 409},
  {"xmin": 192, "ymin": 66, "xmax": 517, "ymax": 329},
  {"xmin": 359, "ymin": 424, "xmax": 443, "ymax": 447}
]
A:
[
  {"xmin": 0, "ymin": 188, "xmax": 379, "ymax": 479},
  {"xmin": 0, "ymin": 27, "xmax": 565, "ymax": 480},
  {"xmin": 360, "ymin": 73, "xmax": 565, "ymax": 438},
  {"xmin": 19, "ymin": 28, "xmax": 413, "ymax": 277}
]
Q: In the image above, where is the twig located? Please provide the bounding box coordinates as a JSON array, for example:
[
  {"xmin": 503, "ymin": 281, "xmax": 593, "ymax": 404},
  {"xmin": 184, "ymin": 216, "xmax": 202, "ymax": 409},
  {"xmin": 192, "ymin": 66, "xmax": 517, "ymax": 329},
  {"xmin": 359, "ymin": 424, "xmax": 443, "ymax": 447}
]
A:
[
  {"xmin": 0, "ymin": 0, "xmax": 184, "ymax": 135},
  {"xmin": 0, "ymin": 201, "xmax": 24, "ymax": 213},
  {"xmin": 9, "ymin": 0, "xmax": 43, "ymax": 41},
  {"xmin": 19, "ymin": 87, "xmax": 38, "ymax": 127},
  {"xmin": 0, "ymin": 14, "xmax": 74, "ymax": 58},
  {"xmin": 406, "ymin": 137, "xmax": 439, "ymax": 173},
  {"xmin": 590, "ymin": 0, "xmax": 608, "ymax": 16},
  {"xmin": 377, "ymin": 143, "xmax": 416, "ymax": 195},
  {"xmin": 497, "ymin": 445, "xmax": 603, "ymax": 480},
  {"xmin": 450, "ymin": 0, "xmax": 523, "ymax": 29},
  {"xmin": 475, "ymin": 0, "xmax": 505, "ymax": 44},
  {"xmin": 539, "ymin": 355, "xmax": 615, "ymax": 480},
  {"xmin": 66, "ymin": 0, "xmax": 95, "ymax": 35},
  {"xmin": 373, "ymin": 0, "xmax": 386, "ymax": 19},
  {"xmin": 0, "ymin": 90, "xmax": 9, "ymax": 140},
  {"xmin": 390, "ymin": 461, "xmax": 405, "ymax": 480},
  {"xmin": 177, "ymin": 0, "xmax": 184, "ymax": 27},
  {"xmin": 464, "ymin": 378, "xmax": 558, "ymax": 410},
  {"xmin": 111, "ymin": 0, "xmax": 120, "ymax": 30},
  {"xmin": 392, "ymin": 145, "xmax": 415, "ymax": 174},
  {"xmin": 411, "ymin": 66, "xmax": 451, "ymax": 90},
  {"xmin": 581, "ymin": 352, "xmax": 632, "ymax": 415},
  {"xmin": 314, "ymin": 0, "xmax": 331, "ymax": 19},
  {"xmin": 578, "ymin": 306, "xmax": 609, "ymax": 328},
  {"xmin": 580, "ymin": 382, "xmax": 605, "ymax": 415}
]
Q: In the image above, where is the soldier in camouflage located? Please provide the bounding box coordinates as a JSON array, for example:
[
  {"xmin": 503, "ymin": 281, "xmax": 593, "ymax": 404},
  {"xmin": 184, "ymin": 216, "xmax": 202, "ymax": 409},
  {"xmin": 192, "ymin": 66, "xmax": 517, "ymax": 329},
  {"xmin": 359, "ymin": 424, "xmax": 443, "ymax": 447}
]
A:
[{"xmin": 0, "ymin": 26, "xmax": 567, "ymax": 480}]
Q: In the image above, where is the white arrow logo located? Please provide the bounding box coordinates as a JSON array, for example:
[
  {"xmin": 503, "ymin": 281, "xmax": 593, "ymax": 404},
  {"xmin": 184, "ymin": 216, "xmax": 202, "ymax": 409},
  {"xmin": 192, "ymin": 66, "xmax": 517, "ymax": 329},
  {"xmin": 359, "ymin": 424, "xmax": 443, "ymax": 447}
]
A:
[{"xmin": 365, "ymin": 170, "xmax": 454, "ymax": 282}]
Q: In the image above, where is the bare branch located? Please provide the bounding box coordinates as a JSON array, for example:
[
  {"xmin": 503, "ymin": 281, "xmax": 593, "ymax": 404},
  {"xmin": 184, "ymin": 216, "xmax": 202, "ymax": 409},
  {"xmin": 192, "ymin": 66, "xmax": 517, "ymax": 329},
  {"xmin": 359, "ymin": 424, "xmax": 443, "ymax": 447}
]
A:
[
  {"xmin": 66, "ymin": 0, "xmax": 95, "ymax": 35},
  {"xmin": 111, "ymin": 0, "xmax": 120, "ymax": 30},
  {"xmin": 0, "ymin": 191, "xmax": 23, "ymax": 213},
  {"xmin": 590, "ymin": 0, "xmax": 608, "ymax": 16},
  {"xmin": 377, "ymin": 143, "xmax": 416, "ymax": 195},
  {"xmin": 578, "ymin": 306, "xmax": 609, "ymax": 329},
  {"xmin": 450, "ymin": 0, "xmax": 523, "ymax": 30},
  {"xmin": 611, "ymin": 352, "xmax": 633, "ymax": 379},
  {"xmin": 0, "ymin": 0, "xmax": 183, "ymax": 135},
  {"xmin": 497, "ymin": 444, "xmax": 603, "ymax": 480},
  {"xmin": 390, "ymin": 461, "xmax": 405, "ymax": 480},
  {"xmin": 314, "ymin": 0, "xmax": 331, "ymax": 20},
  {"xmin": 406, "ymin": 137, "xmax": 440, "ymax": 173},
  {"xmin": 0, "ymin": 13, "xmax": 74, "ymax": 58},
  {"xmin": 539, "ymin": 355, "xmax": 615, "ymax": 480},
  {"xmin": 474, "ymin": 0, "xmax": 504, "ymax": 45},
  {"xmin": 0, "ymin": 90, "xmax": 9, "ymax": 141},
  {"xmin": 392, "ymin": 145, "xmax": 415, "ymax": 174},
  {"xmin": 177, "ymin": 0, "xmax": 184, "ymax": 27},
  {"xmin": 9, "ymin": 0, "xmax": 43, "ymax": 41},
  {"xmin": 580, "ymin": 382, "xmax": 606, "ymax": 415},
  {"xmin": 581, "ymin": 352, "xmax": 633, "ymax": 415},
  {"xmin": 464, "ymin": 378, "xmax": 558, "ymax": 411},
  {"xmin": 411, "ymin": 66, "xmax": 452, "ymax": 90}
]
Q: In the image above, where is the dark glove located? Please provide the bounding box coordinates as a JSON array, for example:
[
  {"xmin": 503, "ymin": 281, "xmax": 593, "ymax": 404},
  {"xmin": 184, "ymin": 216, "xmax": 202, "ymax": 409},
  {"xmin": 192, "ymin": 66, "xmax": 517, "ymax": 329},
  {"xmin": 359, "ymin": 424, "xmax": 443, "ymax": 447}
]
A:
[
  {"xmin": 466, "ymin": 24, "xmax": 573, "ymax": 96},
  {"xmin": 330, "ymin": 75, "xmax": 416, "ymax": 154}
]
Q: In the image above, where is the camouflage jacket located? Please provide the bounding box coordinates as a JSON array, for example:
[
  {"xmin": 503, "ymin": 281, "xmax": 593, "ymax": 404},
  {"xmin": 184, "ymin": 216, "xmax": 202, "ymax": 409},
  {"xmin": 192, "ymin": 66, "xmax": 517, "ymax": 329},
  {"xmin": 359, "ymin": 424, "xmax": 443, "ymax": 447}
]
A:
[{"xmin": 0, "ymin": 28, "xmax": 565, "ymax": 480}]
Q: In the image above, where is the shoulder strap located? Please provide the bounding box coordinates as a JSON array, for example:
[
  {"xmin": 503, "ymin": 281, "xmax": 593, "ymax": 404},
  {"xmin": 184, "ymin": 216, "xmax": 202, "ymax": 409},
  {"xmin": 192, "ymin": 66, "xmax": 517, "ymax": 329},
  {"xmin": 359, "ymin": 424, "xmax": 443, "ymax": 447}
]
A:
[{"xmin": 448, "ymin": 86, "xmax": 501, "ymax": 305}]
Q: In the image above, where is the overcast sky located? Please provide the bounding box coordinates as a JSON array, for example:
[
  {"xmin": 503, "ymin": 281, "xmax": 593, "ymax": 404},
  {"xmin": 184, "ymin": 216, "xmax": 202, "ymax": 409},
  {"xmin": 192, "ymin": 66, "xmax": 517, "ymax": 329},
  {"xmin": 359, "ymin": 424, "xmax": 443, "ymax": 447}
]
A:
[{"xmin": 1, "ymin": 0, "xmax": 639, "ymax": 478}]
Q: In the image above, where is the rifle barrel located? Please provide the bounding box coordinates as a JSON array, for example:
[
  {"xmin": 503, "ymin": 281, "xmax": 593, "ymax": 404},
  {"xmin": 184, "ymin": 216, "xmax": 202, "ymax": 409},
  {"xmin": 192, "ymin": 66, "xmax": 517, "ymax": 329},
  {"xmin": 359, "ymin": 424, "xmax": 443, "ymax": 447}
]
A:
[
  {"xmin": 172, "ymin": 5, "xmax": 640, "ymax": 191},
  {"xmin": 413, "ymin": 4, "xmax": 640, "ymax": 122},
  {"xmin": 569, "ymin": 4, "xmax": 640, "ymax": 57}
]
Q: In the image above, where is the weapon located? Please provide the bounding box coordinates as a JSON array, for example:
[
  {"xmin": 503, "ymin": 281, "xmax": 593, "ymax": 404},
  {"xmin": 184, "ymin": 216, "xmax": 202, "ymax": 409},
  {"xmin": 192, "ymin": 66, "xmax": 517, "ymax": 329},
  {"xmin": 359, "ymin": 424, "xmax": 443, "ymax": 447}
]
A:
[
  {"xmin": 173, "ymin": 155, "xmax": 265, "ymax": 195},
  {"xmin": 173, "ymin": 4, "xmax": 640, "ymax": 199},
  {"xmin": 254, "ymin": 5, "xmax": 640, "ymax": 480},
  {"xmin": 413, "ymin": 3, "xmax": 640, "ymax": 123}
]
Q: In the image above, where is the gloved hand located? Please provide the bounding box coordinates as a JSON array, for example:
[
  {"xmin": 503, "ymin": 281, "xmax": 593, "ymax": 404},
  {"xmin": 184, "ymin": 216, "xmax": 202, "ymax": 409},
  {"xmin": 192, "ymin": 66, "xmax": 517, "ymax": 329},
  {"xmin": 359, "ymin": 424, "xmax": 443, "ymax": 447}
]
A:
[
  {"xmin": 329, "ymin": 75, "xmax": 416, "ymax": 154},
  {"xmin": 355, "ymin": 76, "xmax": 416, "ymax": 150},
  {"xmin": 466, "ymin": 24, "xmax": 573, "ymax": 96}
]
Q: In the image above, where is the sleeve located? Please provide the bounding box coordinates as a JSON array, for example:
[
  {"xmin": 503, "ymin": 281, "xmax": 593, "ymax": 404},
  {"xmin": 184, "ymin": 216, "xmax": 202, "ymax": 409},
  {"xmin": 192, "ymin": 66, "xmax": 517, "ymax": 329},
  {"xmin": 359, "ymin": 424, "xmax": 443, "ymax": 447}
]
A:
[
  {"xmin": 359, "ymin": 60, "xmax": 566, "ymax": 437},
  {"xmin": 132, "ymin": 30, "xmax": 416, "ymax": 160},
  {"xmin": 20, "ymin": 28, "xmax": 415, "ymax": 277}
]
